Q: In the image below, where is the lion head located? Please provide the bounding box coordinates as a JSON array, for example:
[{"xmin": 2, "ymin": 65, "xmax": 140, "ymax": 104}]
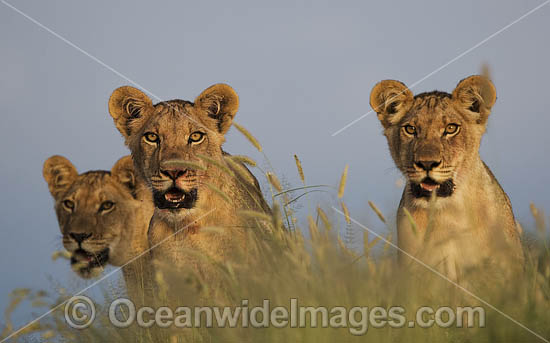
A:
[
  {"xmin": 370, "ymin": 75, "xmax": 497, "ymax": 202},
  {"xmin": 108, "ymin": 84, "xmax": 240, "ymax": 221},
  {"xmin": 43, "ymin": 155, "xmax": 152, "ymax": 278}
]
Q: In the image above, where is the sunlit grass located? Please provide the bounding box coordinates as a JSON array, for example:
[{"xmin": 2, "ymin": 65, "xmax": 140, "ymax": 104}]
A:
[{"xmin": 2, "ymin": 125, "xmax": 550, "ymax": 343}]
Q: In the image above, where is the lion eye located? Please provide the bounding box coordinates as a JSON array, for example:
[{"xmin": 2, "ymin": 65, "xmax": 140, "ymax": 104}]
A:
[
  {"xmin": 188, "ymin": 131, "xmax": 205, "ymax": 144},
  {"xmin": 99, "ymin": 201, "xmax": 115, "ymax": 212},
  {"xmin": 444, "ymin": 124, "xmax": 460, "ymax": 136},
  {"xmin": 143, "ymin": 132, "xmax": 159, "ymax": 144},
  {"xmin": 403, "ymin": 125, "xmax": 416, "ymax": 136},
  {"xmin": 62, "ymin": 200, "xmax": 75, "ymax": 212}
]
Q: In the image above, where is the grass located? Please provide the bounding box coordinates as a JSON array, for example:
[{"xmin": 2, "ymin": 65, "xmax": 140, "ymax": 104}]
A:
[{"xmin": 1, "ymin": 125, "xmax": 550, "ymax": 343}]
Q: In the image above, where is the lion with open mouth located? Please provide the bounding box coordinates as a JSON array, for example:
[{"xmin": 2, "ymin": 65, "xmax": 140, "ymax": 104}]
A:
[
  {"xmin": 370, "ymin": 75, "xmax": 524, "ymax": 282},
  {"xmin": 108, "ymin": 84, "xmax": 271, "ymax": 282},
  {"xmin": 43, "ymin": 155, "xmax": 154, "ymax": 300}
]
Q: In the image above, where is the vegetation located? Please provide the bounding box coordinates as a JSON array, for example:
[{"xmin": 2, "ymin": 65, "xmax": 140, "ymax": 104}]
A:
[{"xmin": 1, "ymin": 125, "xmax": 549, "ymax": 343}]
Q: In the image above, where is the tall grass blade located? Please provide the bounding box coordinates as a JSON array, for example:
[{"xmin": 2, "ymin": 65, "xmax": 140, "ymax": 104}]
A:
[
  {"xmin": 337, "ymin": 165, "xmax": 349, "ymax": 199},
  {"xmin": 317, "ymin": 207, "xmax": 332, "ymax": 231},
  {"xmin": 266, "ymin": 172, "xmax": 283, "ymax": 193},
  {"xmin": 368, "ymin": 200, "xmax": 386, "ymax": 224},
  {"xmin": 233, "ymin": 122, "xmax": 262, "ymax": 152},
  {"xmin": 294, "ymin": 154, "xmax": 305, "ymax": 185},
  {"xmin": 403, "ymin": 207, "xmax": 418, "ymax": 236}
]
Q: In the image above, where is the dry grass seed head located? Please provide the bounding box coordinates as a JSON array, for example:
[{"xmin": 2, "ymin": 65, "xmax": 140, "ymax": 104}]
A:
[{"xmin": 337, "ymin": 165, "xmax": 349, "ymax": 199}]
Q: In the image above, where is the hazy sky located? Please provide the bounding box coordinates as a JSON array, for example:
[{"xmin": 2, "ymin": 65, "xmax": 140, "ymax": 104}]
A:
[{"xmin": 1, "ymin": 0, "xmax": 549, "ymax": 326}]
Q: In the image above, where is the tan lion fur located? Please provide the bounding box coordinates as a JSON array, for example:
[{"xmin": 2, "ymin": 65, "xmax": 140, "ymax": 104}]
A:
[
  {"xmin": 108, "ymin": 84, "xmax": 271, "ymax": 284},
  {"xmin": 370, "ymin": 75, "xmax": 524, "ymax": 282},
  {"xmin": 43, "ymin": 155, "xmax": 154, "ymax": 300}
]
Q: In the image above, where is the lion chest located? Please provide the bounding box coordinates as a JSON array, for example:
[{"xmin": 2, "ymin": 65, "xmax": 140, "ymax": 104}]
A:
[{"xmin": 396, "ymin": 199, "xmax": 494, "ymax": 278}]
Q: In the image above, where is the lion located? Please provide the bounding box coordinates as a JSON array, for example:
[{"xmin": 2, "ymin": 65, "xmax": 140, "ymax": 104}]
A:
[
  {"xmin": 43, "ymin": 155, "xmax": 154, "ymax": 298},
  {"xmin": 107, "ymin": 84, "xmax": 271, "ymax": 283},
  {"xmin": 369, "ymin": 75, "xmax": 524, "ymax": 281}
]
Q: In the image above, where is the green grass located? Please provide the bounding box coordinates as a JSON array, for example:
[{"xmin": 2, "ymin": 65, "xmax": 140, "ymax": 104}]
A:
[
  {"xmin": 2, "ymin": 127, "xmax": 550, "ymax": 343},
  {"xmin": 3, "ymin": 211, "xmax": 550, "ymax": 342}
]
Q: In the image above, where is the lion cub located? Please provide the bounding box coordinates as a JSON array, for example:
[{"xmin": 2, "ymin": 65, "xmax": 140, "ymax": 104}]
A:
[
  {"xmin": 370, "ymin": 75, "xmax": 524, "ymax": 281},
  {"xmin": 43, "ymin": 155, "xmax": 154, "ymax": 296},
  {"xmin": 108, "ymin": 84, "xmax": 271, "ymax": 280}
]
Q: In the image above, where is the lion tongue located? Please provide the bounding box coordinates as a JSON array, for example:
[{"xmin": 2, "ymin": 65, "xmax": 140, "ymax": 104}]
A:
[
  {"xmin": 73, "ymin": 250, "xmax": 94, "ymax": 262},
  {"xmin": 165, "ymin": 189, "xmax": 185, "ymax": 202},
  {"xmin": 420, "ymin": 182, "xmax": 439, "ymax": 192}
]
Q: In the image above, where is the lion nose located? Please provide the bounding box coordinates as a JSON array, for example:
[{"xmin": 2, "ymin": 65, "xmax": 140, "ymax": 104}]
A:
[
  {"xmin": 70, "ymin": 232, "xmax": 92, "ymax": 244},
  {"xmin": 415, "ymin": 160, "xmax": 441, "ymax": 171},
  {"xmin": 160, "ymin": 168, "xmax": 187, "ymax": 181}
]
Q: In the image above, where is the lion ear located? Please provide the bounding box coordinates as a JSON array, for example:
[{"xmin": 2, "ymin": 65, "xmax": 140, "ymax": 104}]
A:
[
  {"xmin": 370, "ymin": 80, "xmax": 414, "ymax": 128},
  {"xmin": 43, "ymin": 155, "xmax": 78, "ymax": 200},
  {"xmin": 452, "ymin": 75, "xmax": 496, "ymax": 124},
  {"xmin": 194, "ymin": 83, "xmax": 239, "ymax": 134},
  {"xmin": 108, "ymin": 86, "xmax": 154, "ymax": 139},
  {"xmin": 111, "ymin": 156, "xmax": 137, "ymax": 197}
]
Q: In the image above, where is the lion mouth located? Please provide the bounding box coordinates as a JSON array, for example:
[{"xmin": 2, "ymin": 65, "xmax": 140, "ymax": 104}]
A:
[
  {"xmin": 165, "ymin": 188, "xmax": 185, "ymax": 203},
  {"xmin": 70, "ymin": 248, "xmax": 109, "ymax": 278},
  {"xmin": 411, "ymin": 177, "xmax": 455, "ymax": 198},
  {"xmin": 153, "ymin": 187, "xmax": 198, "ymax": 210},
  {"xmin": 420, "ymin": 178, "xmax": 440, "ymax": 192}
]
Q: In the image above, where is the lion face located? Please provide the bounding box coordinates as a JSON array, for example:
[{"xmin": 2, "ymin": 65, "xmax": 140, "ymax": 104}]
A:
[
  {"xmin": 370, "ymin": 76, "xmax": 496, "ymax": 202},
  {"xmin": 43, "ymin": 156, "xmax": 144, "ymax": 278},
  {"xmin": 108, "ymin": 84, "xmax": 239, "ymax": 221}
]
